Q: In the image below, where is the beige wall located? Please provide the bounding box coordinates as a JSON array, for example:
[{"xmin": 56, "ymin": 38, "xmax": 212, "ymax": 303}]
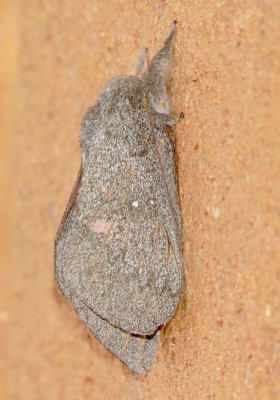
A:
[{"xmin": 2, "ymin": 1, "xmax": 280, "ymax": 399}]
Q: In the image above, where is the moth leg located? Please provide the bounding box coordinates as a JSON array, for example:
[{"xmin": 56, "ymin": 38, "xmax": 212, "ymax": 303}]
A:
[
  {"xmin": 144, "ymin": 21, "xmax": 177, "ymax": 114},
  {"xmin": 135, "ymin": 47, "xmax": 149, "ymax": 77},
  {"xmin": 152, "ymin": 110, "xmax": 184, "ymax": 128}
]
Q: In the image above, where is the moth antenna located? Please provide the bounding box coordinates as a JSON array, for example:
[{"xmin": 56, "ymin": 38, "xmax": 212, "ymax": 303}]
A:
[
  {"xmin": 135, "ymin": 47, "xmax": 149, "ymax": 77},
  {"xmin": 143, "ymin": 21, "xmax": 177, "ymax": 114},
  {"xmin": 148, "ymin": 21, "xmax": 177, "ymax": 79}
]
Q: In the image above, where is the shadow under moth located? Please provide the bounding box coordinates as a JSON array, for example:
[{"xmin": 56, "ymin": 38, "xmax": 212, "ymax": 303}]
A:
[{"xmin": 55, "ymin": 22, "xmax": 184, "ymax": 374}]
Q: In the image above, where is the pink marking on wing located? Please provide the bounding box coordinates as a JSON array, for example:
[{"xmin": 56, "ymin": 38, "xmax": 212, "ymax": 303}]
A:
[{"xmin": 89, "ymin": 220, "xmax": 118, "ymax": 234}]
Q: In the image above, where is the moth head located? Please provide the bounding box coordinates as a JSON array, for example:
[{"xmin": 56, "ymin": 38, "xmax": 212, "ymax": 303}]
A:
[
  {"xmin": 143, "ymin": 78, "xmax": 171, "ymax": 115},
  {"xmin": 80, "ymin": 77, "xmax": 145, "ymax": 153},
  {"xmin": 100, "ymin": 76, "xmax": 144, "ymax": 114},
  {"xmin": 97, "ymin": 76, "xmax": 154, "ymax": 155}
]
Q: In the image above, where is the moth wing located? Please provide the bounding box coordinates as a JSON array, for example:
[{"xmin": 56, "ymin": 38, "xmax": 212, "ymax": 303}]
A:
[
  {"xmin": 72, "ymin": 296, "xmax": 159, "ymax": 374},
  {"xmin": 155, "ymin": 132, "xmax": 182, "ymax": 245},
  {"xmin": 55, "ymin": 126, "xmax": 182, "ymax": 336}
]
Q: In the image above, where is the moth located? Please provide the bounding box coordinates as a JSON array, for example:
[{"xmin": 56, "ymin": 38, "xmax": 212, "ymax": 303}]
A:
[{"xmin": 55, "ymin": 21, "xmax": 184, "ymax": 374}]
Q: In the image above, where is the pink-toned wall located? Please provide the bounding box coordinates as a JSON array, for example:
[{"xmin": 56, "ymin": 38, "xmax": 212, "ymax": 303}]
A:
[{"xmin": 2, "ymin": 1, "xmax": 279, "ymax": 399}]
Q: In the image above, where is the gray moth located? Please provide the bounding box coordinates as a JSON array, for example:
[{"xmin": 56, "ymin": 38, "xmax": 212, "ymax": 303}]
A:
[{"xmin": 55, "ymin": 21, "xmax": 184, "ymax": 374}]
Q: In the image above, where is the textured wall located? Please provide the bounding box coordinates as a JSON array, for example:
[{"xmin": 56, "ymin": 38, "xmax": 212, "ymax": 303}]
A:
[{"xmin": 2, "ymin": 1, "xmax": 280, "ymax": 399}]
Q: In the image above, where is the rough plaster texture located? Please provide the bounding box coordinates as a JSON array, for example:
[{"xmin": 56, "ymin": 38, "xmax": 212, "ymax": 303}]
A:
[{"xmin": 1, "ymin": 1, "xmax": 280, "ymax": 399}]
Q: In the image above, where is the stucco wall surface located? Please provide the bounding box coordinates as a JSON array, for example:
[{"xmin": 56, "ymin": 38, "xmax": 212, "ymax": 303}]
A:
[{"xmin": 1, "ymin": 1, "xmax": 280, "ymax": 399}]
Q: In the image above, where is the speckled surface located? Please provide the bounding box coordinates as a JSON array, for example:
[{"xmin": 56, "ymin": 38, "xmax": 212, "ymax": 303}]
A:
[{"xmin": 2, "ymin": 1, "xmax": 280, "ymax": 399}]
